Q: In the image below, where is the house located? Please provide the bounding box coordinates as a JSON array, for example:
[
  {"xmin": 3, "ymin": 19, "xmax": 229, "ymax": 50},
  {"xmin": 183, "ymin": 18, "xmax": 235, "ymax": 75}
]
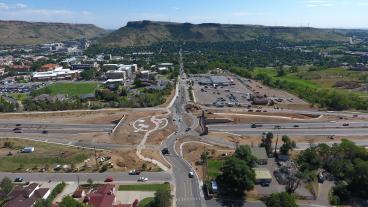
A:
[
  {"xmin": 84, "ymin": 184, "xmax": 116, "ymax": 207},
  {"xmin": 84, "ymin": 184, "xmax": 134, "ymax": 207},
  {"xmin": 251, "ymin": 147, "xmax": 268, "ymax": 165},
  {"xmin": 4, "ymin": 183, "xmax": 50, "ymax": 207},
  {"xmin": 21, "ymin": 147, "xmax": 34, "ymax": 153},
  {"xmin": 254, "ymin": 168, "xmax": 272, "ymax": 185}
]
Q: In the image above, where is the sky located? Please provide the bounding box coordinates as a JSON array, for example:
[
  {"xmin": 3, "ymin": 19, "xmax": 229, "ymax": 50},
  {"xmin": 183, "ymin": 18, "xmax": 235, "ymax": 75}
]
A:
[{"xmin": 0, "ymin": 0, "xmax": 367, "ymax": 29}]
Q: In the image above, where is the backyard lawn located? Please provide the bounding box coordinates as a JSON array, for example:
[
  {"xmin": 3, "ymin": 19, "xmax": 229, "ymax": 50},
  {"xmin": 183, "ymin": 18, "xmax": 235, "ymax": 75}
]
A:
[{"xmin": 207, "ymin": 159, "xmax": 223, "ymax": 179}]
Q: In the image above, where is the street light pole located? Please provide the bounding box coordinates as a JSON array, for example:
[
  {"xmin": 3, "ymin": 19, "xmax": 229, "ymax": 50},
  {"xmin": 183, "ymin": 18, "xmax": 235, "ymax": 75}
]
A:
[{"xmin": 274, "ymin": 126, "xmax": 280, "ymax": 156}]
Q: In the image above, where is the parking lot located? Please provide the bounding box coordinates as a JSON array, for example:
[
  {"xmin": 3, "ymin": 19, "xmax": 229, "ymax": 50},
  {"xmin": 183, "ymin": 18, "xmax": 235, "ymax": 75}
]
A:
[
  {"xmin": 191, "ymin": 74, "xmax": 308, "ymax": 109},
  {"xmin": 191, "ymin": 75, "xmax": 253, "ymax": 107}
]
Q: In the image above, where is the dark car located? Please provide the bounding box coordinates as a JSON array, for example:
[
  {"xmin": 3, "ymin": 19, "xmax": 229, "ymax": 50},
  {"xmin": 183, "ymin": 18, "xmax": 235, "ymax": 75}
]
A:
[
  {"xmin": 161, "ymin": 148, "xmax": 170, "ymax": 155},
  {"xmin": 342, "ymin": 123, "xmax": 349, "ymax": 126},
  {"xmin": 42, "ymin": 130, "xmax": 48, "ymax": 134},
  {"xmin": 185, "ymin": 128, "xmax": 191, "ymax": 132},
  {"xmin": 293, "ymin": 125, "xmax": 299, "ymax": 128},
  {"xmin": 14, "ymin": 177, "xmax": 24, "ymax": 182}
]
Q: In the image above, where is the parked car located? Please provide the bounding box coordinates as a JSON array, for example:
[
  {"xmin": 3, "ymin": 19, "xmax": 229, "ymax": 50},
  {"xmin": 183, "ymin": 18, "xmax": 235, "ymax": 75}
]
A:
[{"xmin": 342, "ymin": 123, "xmax": 349, "ymax": 126}]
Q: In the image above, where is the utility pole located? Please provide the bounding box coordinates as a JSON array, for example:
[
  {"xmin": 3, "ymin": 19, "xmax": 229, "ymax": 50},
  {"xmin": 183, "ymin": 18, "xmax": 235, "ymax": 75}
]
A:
[
  {"xmin": 94, "ymin": 146, "xmax": 99, "ymax": 168},
  {"xmin": 274, "ymin": 126, "xmax": 280, "ymax": 156}
]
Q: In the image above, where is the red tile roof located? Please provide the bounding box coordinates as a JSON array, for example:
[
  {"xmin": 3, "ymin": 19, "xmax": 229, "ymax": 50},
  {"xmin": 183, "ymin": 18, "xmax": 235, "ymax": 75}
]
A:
[{"xmin": 86, "ymin": 184, "xmax": 115, "ymax": 207}]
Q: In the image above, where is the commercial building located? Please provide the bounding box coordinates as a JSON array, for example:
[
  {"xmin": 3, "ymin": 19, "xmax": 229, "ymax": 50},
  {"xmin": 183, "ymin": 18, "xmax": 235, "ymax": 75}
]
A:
[
  {"xmin": 198, "ymin": 76, "xmax": 233, "ymax": 86},
  {"xmin": 38, "ymin": 64, "xmax": 59, "ymax": 72},
  {"xmin": 32, "ymin": 67, "xmax": 80, "ymax": 81},
  {"xmin": 104, "ymin": 64, "xmax": 137, "ymax": 80},
  {"xmin": 71, "ymin": 63, "xmax": 98, "ymax": 70}
]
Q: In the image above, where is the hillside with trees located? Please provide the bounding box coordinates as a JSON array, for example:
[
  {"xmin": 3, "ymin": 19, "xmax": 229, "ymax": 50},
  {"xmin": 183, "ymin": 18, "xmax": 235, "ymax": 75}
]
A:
[{"xmin": 0, "ymin": 20, "xmax": 107, "ymax": 45}]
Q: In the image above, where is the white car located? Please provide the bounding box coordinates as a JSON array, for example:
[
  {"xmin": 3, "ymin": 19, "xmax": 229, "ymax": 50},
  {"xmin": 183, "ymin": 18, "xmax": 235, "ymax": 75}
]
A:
[
  {"xmin": 138, "ymin": 177, "xmax": 148, "ymax": 182},
  {"xmin": 188, "ymin": 171, "xmax": 194, "ymax": 178}
]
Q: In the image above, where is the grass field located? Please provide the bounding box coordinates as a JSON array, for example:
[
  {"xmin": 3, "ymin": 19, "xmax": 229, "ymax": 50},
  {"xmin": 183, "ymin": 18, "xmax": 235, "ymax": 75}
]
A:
[
  {"xmin": 43, "ymin": 82, "xmax": 98, "ymax": 97},
  {"xmin": 254, "ymin": 67, "xmax": 368, "ymax": 91},
  {"xmin": 207, "ymin": 159, "xmax": 223, "ymax": 179},
  {"xmin": 118, "ymin": 183, "xmax": 170, "ymax": 191},
  {"xmin": 0, "ymin": 138, "xmax": 93, "ymax": 172},
  {"xmin": 138, "ymin": 197, "xmax": 154, "ymax": 207}
]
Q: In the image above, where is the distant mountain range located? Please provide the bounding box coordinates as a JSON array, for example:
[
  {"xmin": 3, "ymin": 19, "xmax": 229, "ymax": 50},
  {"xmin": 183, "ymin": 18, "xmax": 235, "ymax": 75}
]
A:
[
  {"xmin": 0, "ymin": 20, "xmax": 107, "ymax": 46},
  {"xmin": 100, "ymin": 20, "xmax": 357, "ymax": 47},
  {"xmin": 1, "ymin": 20, "xmax": 367, "ymax": 47}
]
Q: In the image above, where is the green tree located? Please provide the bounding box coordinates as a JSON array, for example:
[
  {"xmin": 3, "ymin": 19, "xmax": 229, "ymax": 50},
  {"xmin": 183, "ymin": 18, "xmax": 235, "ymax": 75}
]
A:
[
  {"xmin": 150, "ymin": 188, "xmax": 172, "ymax": 207},
  {"xmin": 276, "ymin": 66, "xmax": 286, "ymax": 77},
  {"xmin": 260, "ymin": 132, "xmax": 273, "ymax": 155},
  {"xmin": 279, "ymin": 135, "xmax": 296, "ymax": 155},
  {"xmin": 59, "ymin": 196, "xmax": 88, "ymax": 207},
  {"xmin": 80, "ymin": 68, "xmax": 97, "ymax": 80},
  {"xmin": 234, "ymin": 145, "xmax": 257, "ymax": 167},
  {"xmin": 0, "ymin": 177, "xmax": 13, "ymax": 194},
  {"xmin": 264, "ymin": 192, "xmax": 297, "ymax": 207},
  {"xmin": 216, "ymin": 157, "xmax": 255, "ymax": 195}
]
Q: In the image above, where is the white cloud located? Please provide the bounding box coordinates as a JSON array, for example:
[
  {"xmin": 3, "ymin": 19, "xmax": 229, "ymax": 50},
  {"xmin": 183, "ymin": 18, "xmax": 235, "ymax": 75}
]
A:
[
  {"xmin": 15, "ymin": 3, "xmax": 27, "ymax": 9},
  {"xmin": 304, "ymin": 0, "xmax": 334, "ymax": 7},
  {"xmin": 0, "ymin": 2, "xmax": 9, "ymax": 10}
]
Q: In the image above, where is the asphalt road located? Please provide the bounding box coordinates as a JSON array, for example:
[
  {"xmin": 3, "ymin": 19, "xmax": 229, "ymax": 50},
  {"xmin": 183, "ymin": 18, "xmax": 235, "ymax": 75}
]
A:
[
  {"xmin": 0, "ymin": 172, "xmax": 171, "ymax": 183},
  {"xmin": 161, "ymin": 49, "xmax": 204, "ymax": 207}
]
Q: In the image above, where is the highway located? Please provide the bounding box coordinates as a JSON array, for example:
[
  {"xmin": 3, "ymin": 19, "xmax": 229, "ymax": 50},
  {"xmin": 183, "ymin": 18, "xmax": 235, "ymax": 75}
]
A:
[
  {"xmin": 208, "ymin": 122, "xmax": 368, "ymax": 136},
  {"xmin": 0, "ymin": 122, "xmax": 114, "ymax": 134}
]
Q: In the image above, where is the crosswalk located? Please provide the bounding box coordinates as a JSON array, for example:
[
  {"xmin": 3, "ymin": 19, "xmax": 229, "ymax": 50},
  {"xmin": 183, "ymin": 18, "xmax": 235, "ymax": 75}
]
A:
[{"xmin": 176, "ymin": 197, "xmax": 201, "ymax": 202}]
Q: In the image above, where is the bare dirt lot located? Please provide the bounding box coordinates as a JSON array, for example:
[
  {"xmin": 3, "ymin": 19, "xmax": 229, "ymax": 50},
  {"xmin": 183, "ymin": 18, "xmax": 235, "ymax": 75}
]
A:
[
  {"xmin": 146, "ymin": 120, "xmax": 175, "ymax": 145},
  {"xmin": 111, "ymin": 149, "xmax": 161, "ymax": 172},
  {"xmin": 0, "ymin": 109, "xmax": 127, "ymax": 124},
  {"xmin": 141, "ymin": 149, "xmax": 171, "ymax": 169}
]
